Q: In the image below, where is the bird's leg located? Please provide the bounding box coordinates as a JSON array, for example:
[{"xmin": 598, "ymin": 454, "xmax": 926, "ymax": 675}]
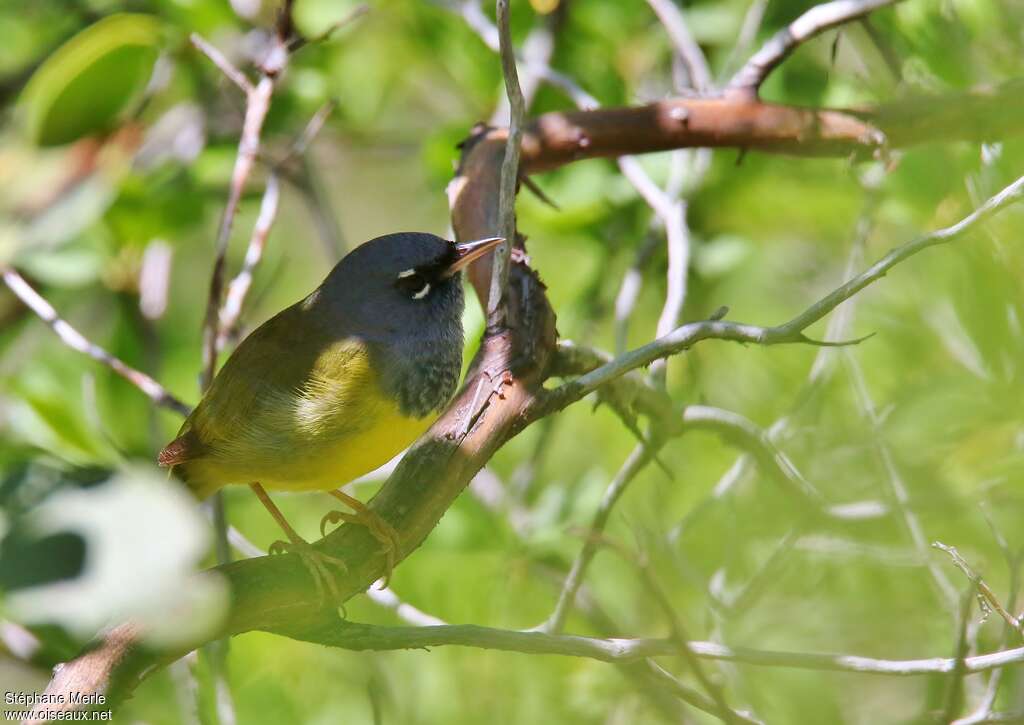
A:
[
  {"xmin": 249, "ymin": 483, "xmax": 346, "ymax": 602},
  {"xmin": 320, "ymin": 489, "xmax": 401, "ymax": 588}
]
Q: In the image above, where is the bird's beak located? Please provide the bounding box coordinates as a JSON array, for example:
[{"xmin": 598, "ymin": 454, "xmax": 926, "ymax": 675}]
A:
[{"xmin": 443, "ymin": 237, "xmax": 505, "ymax": 277}]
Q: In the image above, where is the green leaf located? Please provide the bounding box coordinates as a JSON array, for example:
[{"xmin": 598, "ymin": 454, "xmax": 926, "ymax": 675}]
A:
[{"xmin": 19, "ymin": 14, "xmax": 162, "ymax": 147}]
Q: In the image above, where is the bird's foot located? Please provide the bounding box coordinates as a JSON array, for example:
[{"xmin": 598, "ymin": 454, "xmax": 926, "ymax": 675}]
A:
[
  {"xmin": 269, "ymin": 536, "xmax": 347, "ymax": 603},
  {"xmin": 320, "ymin": 494, "xmax": 400, "ymax": 588}
]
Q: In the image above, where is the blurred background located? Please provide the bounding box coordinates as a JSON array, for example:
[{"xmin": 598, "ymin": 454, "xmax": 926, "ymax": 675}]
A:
[{"xmin": 1, "ymin": 0, "xmax": 1024, "ymax": 722}]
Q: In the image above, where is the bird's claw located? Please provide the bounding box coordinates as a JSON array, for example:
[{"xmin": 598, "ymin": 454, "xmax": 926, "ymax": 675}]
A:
[
  {"xmin": 269, "ymin": 537, "xmax": 347, "ymax": 602},
  {"xmin": 319, "ymin": 508, "xmax": 400, "ymax": 589}
]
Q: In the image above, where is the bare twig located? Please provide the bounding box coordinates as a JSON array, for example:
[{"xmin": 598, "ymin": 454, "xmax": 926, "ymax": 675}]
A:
[
  {"xmin": 720, "ymin": 0, "xmax": 769, "ymax": 83},
  {"xmin": 944, "ymin": 588, "xmax": 977, "ymax": 722},
  {"xmin": 955, "ymin": 581, "xmax": 1022, "ymax": 723},
  {"xmin": 288, "ymin": 100, "xmax": 336, "ymax": 158},
  {"xmin": 613, "ymin": 233, "xmax": 660, "ymax": 354},
  {"xmin": 846, "ymin": 352, "xmax": 959, "ymax": 609},
  {"xmin": 650, "ymin": 196, "xmax": 690, "ymax": 386},
  {"xmin": 488, "ymin": 0, "xmax": 524, "ymax": 326},
  {"xmin": 540, "ymin": 443, "xmax": 657, "ymax": 634},
  {"xmin": 310, "ymin": 620, "xmax": 1024, "ymax": 676},
  {"xmin": 489, "ymin": 5, "xmax": 561, "ymax": 124},
  {"xmin": 934, "ymin": 542, "xmax": 1024, "ymax": 640},
  {"xmin": 1, "ymin": 268, "xmax": 190, "ymax": 417},
  {"xmin": 217, "ymin": 172, "xmax": 281, "ymax": 350},
  {"xmin": 189, "ymin": 34, "xmax": 253, "ymax": 93},
  {"xmin": 615, "ymin": 157, "xmax": 698, "ymax": 387},
  {"xmin": 859, "ymin": 17, "xmax": 903, "ymax": 84},
  {"xmin": 550, "ymin": 343, "xmax": 889, "ymax": 517},
  {"xmin": 286, "ymin": 4, "xmax": 369, "ymax": 53},
  {"xmin": 601, "ymin": 535, "xmax": 743, "ymax": 723},
  {"xmin": 364, "ymin": 587, "xmax": 447, "ymax": 628},
  {"xmin": 644, "ymin": 661, "xmax": 762, "ymax": 724},
  {"xmin": 192, "ymin": 32, "xmax": 285, "ymax": 391},
  {"xmin": 644, "ymin": 0, "xmax": 713, "ymax": 92},
  {"xmin": 670, "ymin": 181, "xmax": 885, "ymax": 542},
  {"xmin": 955, "ymin": 513, "xmax": 1024, "ymax": 724},
  {"xmin": 728, "ymin": 0, "xmax": 903, "ymax": 95},
  {"xmin": 681, "ymin": 406, "xmax": 821, "ymax": 503}
]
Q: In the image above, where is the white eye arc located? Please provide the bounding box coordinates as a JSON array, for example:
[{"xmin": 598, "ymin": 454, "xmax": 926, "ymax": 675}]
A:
[{"xmin": 396, "ymin": 269, "xmax": 431, "ymax": 300}]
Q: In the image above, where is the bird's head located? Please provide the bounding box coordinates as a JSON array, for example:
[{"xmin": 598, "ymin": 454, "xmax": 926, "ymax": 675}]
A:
[{"xmin": 317, "ymin": 232, "xmax": 503, "ymax": 338}]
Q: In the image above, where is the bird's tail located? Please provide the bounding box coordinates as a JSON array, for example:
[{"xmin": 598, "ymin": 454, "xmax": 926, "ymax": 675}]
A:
[{"xmin": 158, "ymin": 430, "xmax": 218, "ymax": 500}]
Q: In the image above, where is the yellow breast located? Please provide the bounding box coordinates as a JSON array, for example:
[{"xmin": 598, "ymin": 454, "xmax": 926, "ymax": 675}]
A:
[
  {"xmin": 180, "ymin": 335, "xmax": 438, "ymax": 496},
  {"xmin": 259, "ymin": 398, "xmax": 431, "ymax": 492}
]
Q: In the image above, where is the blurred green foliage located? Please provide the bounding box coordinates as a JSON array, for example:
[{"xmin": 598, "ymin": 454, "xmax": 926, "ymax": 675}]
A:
[{"xmin": 1, "ymin": 0, "xmax": 1024, "ymax": 723}]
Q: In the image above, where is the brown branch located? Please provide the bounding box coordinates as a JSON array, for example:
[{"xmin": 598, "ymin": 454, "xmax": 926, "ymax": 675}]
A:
[
  {"xmin": 495, "ymin": 78, "xmax": 1024, "ymax": 172},
  {"xmin": 1, "ymin": 268, "xmax": 190, "ymax": 417},
  {"xmin": 513, "ymin": 97, "xmax": 885, "ymax": 170}
]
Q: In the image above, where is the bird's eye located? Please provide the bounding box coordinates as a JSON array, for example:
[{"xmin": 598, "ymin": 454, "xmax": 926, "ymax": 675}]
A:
[{"xmin": 396, "ymin": 269, "xmax": 431, "ymax": 300}]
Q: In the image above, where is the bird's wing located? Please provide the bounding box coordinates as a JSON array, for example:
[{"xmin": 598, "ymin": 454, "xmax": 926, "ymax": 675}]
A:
[{"xmin": 158, "ymin": 302, "xmax": 374, "ymax": 469}]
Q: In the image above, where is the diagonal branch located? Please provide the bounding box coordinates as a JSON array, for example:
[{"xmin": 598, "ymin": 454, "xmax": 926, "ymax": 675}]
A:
[
  {"xmin": 216, "ymin": 173, "xmax": 281, "ymax": 350},
  {"xmin": 537, "ymin": 172, "xmax": 1024, "ymax": 416},
  {"xmin": 728, "ymin": 0, "xmax": 903, "ymax": 96},
  {"xmin": 934, "ymin": 542, "xmax": 1024, "ymax": 640},
  {"xmin": 1, "ymin": 268, "xmax": 191, "ymax": 417},
  {"xmin": 846, "ymin": 352, "xmax": 959, "ymax": 609},
  {"xmin": 645, "ymin": 0, "xmax": 712, "ymax": 92},
  {"xmin": 540, "ymin": 443, "xmax": 658, "ymax": 634}
]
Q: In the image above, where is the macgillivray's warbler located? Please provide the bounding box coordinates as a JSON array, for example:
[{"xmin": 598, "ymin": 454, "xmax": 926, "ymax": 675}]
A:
[{"xmin": 158, "ymin": 232, "xmax": 503, "ymax": 597}]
